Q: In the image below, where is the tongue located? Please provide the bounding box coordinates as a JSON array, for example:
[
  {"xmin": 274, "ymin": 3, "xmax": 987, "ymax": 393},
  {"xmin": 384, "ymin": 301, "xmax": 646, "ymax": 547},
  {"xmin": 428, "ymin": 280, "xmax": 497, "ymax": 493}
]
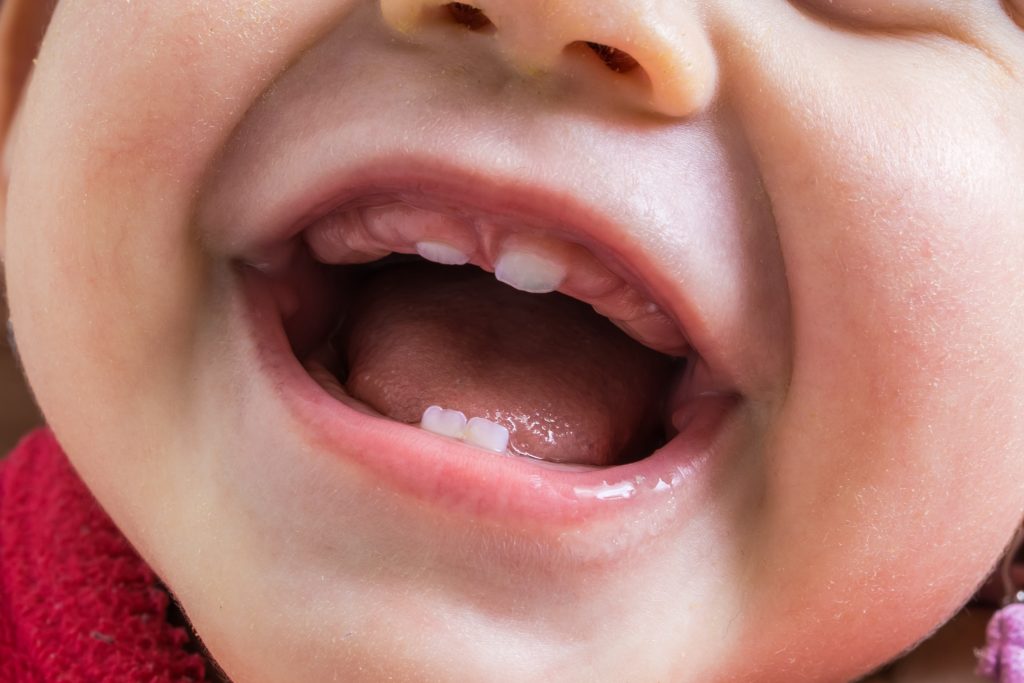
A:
[{"xmin": 340, "ymin": 262, "xmax": 673, "ymax": 466}]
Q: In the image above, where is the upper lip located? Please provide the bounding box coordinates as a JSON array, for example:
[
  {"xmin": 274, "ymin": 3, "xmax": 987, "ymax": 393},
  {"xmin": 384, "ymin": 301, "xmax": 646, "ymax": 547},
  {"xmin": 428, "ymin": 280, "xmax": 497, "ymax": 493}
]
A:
[{"xmin": 202, "ymin": 153, "xmax": 740, "ymax": 393}]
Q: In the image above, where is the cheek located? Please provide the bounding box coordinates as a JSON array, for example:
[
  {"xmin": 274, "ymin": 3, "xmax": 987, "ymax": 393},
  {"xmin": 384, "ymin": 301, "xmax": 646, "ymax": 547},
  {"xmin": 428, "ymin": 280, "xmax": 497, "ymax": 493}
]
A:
[
  {"xmin": 4, "ymin": 0, "xmax": 356, "ymax": 537},
  {"xmin": 793, "ymin": 69, "xmax": 1024, "ymax": 547},
  {"xmin": 724, "ymin": 15, "xmax": 1024, "ymax": 670},
  {"xmin": 734, "ymin": 24, "xmax": 1024, "ymax": 496},
  {"xmin": 765, "ymin": 138, "xmax": 1024, "ymax": 662},
  {"xmin": 786, "ymin": 98, "xmax": 1024, "ymax": 471}
]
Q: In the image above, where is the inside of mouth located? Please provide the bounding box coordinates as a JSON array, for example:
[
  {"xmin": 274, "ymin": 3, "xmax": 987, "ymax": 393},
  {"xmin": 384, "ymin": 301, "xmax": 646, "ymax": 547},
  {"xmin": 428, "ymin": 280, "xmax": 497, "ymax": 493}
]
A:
[{"xmin": 266, "ymin": 206, "xmax": 693, "ymax": 469}]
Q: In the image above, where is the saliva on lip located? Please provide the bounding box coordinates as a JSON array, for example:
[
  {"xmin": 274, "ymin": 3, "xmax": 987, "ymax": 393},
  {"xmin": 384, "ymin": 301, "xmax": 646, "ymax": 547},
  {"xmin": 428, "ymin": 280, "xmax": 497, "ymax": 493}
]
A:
[
  {"xmin": 419, "ymin": 405, "xmax": 692, "ymax": 503},
  {"xmin": 571, "ymin": 470, "xmax": 685, "ymax": 502}
]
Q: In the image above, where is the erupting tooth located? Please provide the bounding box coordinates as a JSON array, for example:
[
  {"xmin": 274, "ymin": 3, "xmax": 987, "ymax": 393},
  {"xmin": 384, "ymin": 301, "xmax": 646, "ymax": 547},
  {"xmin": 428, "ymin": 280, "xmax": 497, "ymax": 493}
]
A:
[
  {"xmin": 420, "ymin": 405, "xmax": 469, "ymax": 439},
  {"xmin": 416, "ymin": 241, "xmax": 472, "ymax": 266},
  {"xmin": 494, "ymin": 250, "xmax": 566, "ymax": 294},
  {"xmin": 464, "ymin": 417, "xmax": 510, "ymax": 453}
]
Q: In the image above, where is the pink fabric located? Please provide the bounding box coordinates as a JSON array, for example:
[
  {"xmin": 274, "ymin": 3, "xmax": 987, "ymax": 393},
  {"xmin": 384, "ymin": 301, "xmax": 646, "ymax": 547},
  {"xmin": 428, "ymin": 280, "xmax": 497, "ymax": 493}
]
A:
[
  {"xmin": 0, "ymin": 429, "xmax": 208, "ymax": 682},
  {"xmin": 979, "ymin": 603, "xmax": 1024, "ymax": 681}
]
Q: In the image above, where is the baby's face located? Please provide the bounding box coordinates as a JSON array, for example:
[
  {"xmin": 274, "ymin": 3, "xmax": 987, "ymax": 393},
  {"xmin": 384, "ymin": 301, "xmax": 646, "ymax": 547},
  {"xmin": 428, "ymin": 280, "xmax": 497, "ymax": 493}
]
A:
[{"xmin": 5, "ymin": 1, "xmax": 1024, "ymax": 680}]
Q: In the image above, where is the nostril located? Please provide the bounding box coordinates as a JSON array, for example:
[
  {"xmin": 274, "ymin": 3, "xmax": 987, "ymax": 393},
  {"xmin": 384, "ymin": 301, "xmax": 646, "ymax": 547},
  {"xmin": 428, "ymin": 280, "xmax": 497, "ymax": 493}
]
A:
[
  {"xmin": 583, "ymin": 42, "xmax": 640, "ymax": 74},
  {"xmin": 445, "ymin": 3, "xmax": 494, "ymax": 31}
]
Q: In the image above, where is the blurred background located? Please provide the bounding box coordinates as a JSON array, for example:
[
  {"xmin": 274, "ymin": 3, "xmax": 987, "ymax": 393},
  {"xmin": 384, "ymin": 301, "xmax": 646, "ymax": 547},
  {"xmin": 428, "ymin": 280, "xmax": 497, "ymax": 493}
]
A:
[{"xmin": 1, "ymin": 279, "xmax": 42, "ymax": 454}]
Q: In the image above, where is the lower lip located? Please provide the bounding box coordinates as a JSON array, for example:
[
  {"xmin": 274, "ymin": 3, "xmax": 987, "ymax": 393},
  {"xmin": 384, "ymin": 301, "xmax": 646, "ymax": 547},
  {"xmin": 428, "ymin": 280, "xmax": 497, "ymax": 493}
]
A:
[{"xmin": 239, "ymin": 265, "xmax": 738, "ymax": 527}]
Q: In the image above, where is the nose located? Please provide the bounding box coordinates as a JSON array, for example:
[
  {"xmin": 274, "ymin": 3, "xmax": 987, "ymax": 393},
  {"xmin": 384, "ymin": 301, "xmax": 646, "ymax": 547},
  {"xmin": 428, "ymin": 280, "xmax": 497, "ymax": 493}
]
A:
[{"xmin": 380, "ymin": 0, "xmax": 718, "ymax": 118}]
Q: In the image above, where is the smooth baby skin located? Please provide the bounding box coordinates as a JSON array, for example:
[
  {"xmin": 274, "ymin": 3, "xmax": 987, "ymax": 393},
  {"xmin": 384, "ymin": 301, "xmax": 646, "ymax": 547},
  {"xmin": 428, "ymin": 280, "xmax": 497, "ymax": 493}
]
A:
[{"xmin": 3, "ymin": 1, "xmax": 1024, "ymax": 681}]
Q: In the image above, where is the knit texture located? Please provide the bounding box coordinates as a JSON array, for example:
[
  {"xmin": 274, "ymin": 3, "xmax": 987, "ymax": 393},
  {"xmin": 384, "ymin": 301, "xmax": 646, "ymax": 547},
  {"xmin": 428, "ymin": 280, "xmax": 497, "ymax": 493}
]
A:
[
  {"xmin": 978, "ymin": 603, "xmax": 1024, "ymax": 681},
  {"xmin": 0, "ymin": 429, "xmax": 207, "ymax": 682}
]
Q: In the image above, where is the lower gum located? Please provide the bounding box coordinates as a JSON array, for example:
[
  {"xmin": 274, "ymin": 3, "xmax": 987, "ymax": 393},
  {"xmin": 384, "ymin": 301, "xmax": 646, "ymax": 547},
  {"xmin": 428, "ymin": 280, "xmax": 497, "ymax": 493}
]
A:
[{"xmin": 306, "ymin": 358, "xmax": 614, "ymax": 471}]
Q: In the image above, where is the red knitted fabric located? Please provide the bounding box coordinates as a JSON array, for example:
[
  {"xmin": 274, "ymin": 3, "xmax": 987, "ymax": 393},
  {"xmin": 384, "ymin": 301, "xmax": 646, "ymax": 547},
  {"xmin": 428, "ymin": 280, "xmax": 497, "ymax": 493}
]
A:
[{"xmin": 0, "ymin": 430, "xmax": 208, "ymax": 682}]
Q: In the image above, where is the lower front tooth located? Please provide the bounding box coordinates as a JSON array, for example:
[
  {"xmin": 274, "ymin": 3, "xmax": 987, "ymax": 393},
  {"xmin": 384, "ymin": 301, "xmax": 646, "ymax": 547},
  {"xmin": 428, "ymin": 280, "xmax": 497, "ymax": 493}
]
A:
[
  {"xmin": 464, "ymin": 417, "xmax": 510, "ymax": 453},
  {"xmin": 420, "ymin": 405, "xmax": 468, "ymax": 439}
]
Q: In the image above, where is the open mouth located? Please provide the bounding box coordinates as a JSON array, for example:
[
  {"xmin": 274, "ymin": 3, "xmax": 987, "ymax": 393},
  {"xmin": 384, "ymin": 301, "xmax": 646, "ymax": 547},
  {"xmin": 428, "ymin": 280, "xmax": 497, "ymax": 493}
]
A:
[
  {"xmin": 305, "ymin": 256, "xmax": 678, "ymax": 469},
  {"xmin": 235, "ymin": 168, "xmax": 739, "ymax": 522}
]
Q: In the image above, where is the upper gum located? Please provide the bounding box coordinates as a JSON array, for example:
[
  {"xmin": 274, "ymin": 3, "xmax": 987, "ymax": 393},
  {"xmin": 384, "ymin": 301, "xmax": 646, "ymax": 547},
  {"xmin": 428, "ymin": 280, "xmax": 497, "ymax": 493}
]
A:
[{"xmin": 303, "ymin": 201, "xmax": 690, "ymax": 356}]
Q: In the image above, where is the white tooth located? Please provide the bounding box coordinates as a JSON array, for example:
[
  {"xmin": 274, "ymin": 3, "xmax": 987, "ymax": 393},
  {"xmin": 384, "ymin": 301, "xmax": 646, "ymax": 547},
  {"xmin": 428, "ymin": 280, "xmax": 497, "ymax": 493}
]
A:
[
  {"xmin": 494, "ymin": 251, "xmax": 566, "ymax": 294},
  {"xmin": 464, "ymin": 417, "xmax": 510, "ymax": 453},
  {"xmin": 420, "ymin": 405, "xmax": 468, "ymax": 439},
  {"xmin": 415, "ymin": 241, "xmax": 471, "ymax": 266}
]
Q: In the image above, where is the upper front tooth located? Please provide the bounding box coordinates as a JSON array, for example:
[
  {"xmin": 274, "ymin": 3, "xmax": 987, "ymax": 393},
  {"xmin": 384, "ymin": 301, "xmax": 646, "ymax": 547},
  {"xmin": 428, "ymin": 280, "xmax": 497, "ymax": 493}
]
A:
[
  {"xmin": 464, "ymin": 417, "xmax": 510, "ymax": 453},
  {"xmin": 420, "ymin": 405, "xmax": 469, "ymax": 439},
  {"xmin": 416, "ymin": 241, "xmax": 472, "ymax": 266},
  {"xmin": 494, "ymin": 250, "xmax": 567, "ymax": 294}
]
